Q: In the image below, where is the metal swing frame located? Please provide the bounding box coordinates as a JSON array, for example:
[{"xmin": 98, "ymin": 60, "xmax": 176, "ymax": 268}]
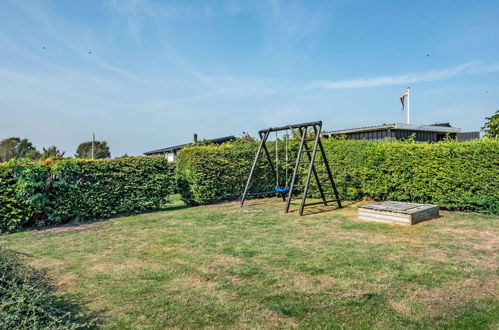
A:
[{"xmin": 240, "ymin": 120, "xmax": 342, "ymax": 216}]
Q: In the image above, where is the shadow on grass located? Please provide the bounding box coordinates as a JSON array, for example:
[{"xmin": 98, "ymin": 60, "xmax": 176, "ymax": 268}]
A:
[
  {"xmin": 0, "ymin": 248, "xmax": 101, "ymax": 329},
  {"xmin": 241, "ymin": 197, "xmax": 358, "ymax": 216},
  {"xmin": 9, "ymin": 199, "xmax": 190, "ymax": 235},
  {"xmin": 161, "ymin": 203, "xmax": 190, "ymax": 212},
  {"xmin": 287, "ymin": 200, "xmax": 358, "ymax": 216},
  {"xmin": 241, "ymin": 198, "xmax": 284, "ymax": 207},
  {"xmin": 51, "ymin": 292, "xmax": 102, "ymax": 329}
]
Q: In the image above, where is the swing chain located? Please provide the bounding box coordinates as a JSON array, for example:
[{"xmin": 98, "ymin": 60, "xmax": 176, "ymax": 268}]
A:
[
  {"xmin": 275, "ymin": 131, "xmax": 279, "ymax": 187},
  {"xmin": 274, "ymin": 130, "xmax": 290, "ymax": 189},
  {"xmin": 285, "ymin": 129, "xmax": 288, "ymax": 187}
]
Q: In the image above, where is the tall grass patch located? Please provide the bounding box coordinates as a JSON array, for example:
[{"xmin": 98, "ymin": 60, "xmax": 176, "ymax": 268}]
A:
[{"xmin": 0, "ymin": 247, "xmax": 94, "ymax": 328}]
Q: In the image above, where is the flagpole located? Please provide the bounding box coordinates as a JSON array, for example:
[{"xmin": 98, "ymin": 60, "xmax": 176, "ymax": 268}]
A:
[{"xmin": 407, "ymin": 87, "xmax": 410, "ymax": 124}]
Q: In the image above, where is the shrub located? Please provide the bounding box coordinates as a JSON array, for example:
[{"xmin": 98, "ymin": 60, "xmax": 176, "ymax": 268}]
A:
[
  {"xmin": 12, "ymin": 161, "xmax": 52, "ymax": 226},
  {"xmin": 176, "ymin": 138, "xmax": 499, "ymax": 213},
  {"xmin": 48, "ymin": 157, "xmax": 175, "ymax": 221},
  {"xmin": 176, "ymin": 140, "xmax": 276, "ymax": 205},
  {"xmin": 0, "ymin": 247, "xmax": 94, "ymax": 329},
  {"xmin": 0, "ymin": 156, "xmax": 175, "ymax": 232},
  {"xmin": 0, "ymin": 163, "xmax": 30, "ymax": 233}
]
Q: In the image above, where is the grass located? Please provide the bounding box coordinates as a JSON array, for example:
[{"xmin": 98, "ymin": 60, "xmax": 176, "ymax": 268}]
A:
[
  {"xmin": 0, "ymin": 247, "xmax": 95, "ymax": 329},
  {"xmin": 1, "ymin": 195, "xmax": 498, "ymax": 329}
]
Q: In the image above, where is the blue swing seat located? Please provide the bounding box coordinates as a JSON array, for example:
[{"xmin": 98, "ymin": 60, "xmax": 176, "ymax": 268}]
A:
[{"xmin": 274, "ymin": 186, "xmax": 289, "ymax": 193}]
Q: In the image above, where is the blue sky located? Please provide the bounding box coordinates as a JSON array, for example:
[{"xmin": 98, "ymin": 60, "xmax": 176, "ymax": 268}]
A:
[{"xmin": 1, "ymin": 0, "xmax": 498, "ymax": 156}]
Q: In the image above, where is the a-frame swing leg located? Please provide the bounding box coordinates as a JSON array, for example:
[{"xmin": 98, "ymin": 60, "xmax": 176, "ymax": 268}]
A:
[
  {"xmin": 284, "ymin": 128, "xmax": 307, "ymax": 213},
  {"xmin": 284, "ymin": 123, "xmax": 341, "ymax": 215},
  {"xmin": 299, "ymin": 125, "xmax": 322, "ymax": 215},
  {"xmin": 318, "ymin": 137, "xmax": 342, "ymax": 208},
  {"xmin": 240, "ymin": 131, "xmax": 283, "ymax": 206},
  {"xmin": 240, "ymin": 131, "xmax": 269, "ymax": 206},
  {"xmin": 301, "ymin": 126, "xmax": 328, "ymax": 206}
]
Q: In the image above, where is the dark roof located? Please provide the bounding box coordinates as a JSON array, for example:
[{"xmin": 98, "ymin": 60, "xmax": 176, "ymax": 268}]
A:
[
  {"xmin": 144, "ymin": 142, "xmax": 191, "ymax": 155},
  {"xmin": 429, "ymin": 122, "xmax": 452, "ymax": 127},
  {"xmin": 322, "ymin": 123, "xmax": 461, "ymax": 136},
  {"xmin": 144, "ymin": 135, "xmax": 236, "ymax": 155},
  {"xmin": 209, "ymin": 136, "xmax": 237, "ymax": 144}
]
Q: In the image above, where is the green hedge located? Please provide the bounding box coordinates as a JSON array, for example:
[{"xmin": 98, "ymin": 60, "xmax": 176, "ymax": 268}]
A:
[
  {"xmin": 176, "ymin": 138, "xmax": 499, "ymax": 213},
  {"xmin": 48, "ymin": 157, "xmax": 175, "ymax": 221},
  {"xmin": 176, "ymin": 140, "xmax": 276, "ymax": 205},
  {"xmin": 0, "ymin": 157, "xmax": 175, "ymax": 233},
  {"xmin": 0, "ymin": 161, "xmax": 49, "ymax": 232},
  {"xmin": 0, "ymin": 164, "xmax": 27, "ymax": 232},
  {"xmin": 0, "ymin": 247, "xmax": 94, "ymax": 328}
]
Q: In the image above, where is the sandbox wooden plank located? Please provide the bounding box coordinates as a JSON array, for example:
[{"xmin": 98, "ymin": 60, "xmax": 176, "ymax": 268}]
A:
[{"xmin": 358, "ymin": 201, "xmax": 439, "ymax": 225}]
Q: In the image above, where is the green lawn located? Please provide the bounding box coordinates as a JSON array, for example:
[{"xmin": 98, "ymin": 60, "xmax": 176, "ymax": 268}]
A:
[{"xmin": 1, "ymin": 196, "xmax": 498, "ymax": 329}]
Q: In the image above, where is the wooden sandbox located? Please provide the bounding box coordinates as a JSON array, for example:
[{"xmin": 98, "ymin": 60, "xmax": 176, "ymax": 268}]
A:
[{"xmin": 358, "ymin": 201, "xmax": 439, "ymax": 225}]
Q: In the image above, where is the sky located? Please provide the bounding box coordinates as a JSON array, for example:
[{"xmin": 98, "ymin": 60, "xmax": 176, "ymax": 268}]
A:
[{"xmin": 1, "ymin": 0, "xmax": 498, "ymax": 157}]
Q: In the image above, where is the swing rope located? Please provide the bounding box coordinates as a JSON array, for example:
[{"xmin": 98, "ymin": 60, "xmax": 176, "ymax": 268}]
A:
[
  {"xmin": 275, "ymin": 131, "xmax": 279, "ymax": 187},
  {"xmin": 274, "ymin": 130, "xmax": 289, "ymax": 193},
  {"xmin": 285, "ymin": 129, "xmax": 288, "ymax": 186}
]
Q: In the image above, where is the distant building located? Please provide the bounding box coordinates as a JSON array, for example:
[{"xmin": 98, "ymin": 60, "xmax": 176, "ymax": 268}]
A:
[
  {"xmin": 322, "ymin": 123, "xmax": 479, "ymax": 142},
  {"xmin": 144, "ymin": 134, "xmax": 236, "ymax": 161}
]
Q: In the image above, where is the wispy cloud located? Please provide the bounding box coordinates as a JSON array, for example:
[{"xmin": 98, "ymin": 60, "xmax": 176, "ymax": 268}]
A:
[
  {"xmin": 9, "ymin": 0, "xmax": 162, "ymax": 85},
  {"xmin": 307, "ymin": 62, "xmax": 499, "ymax": 89},
  {"xmin": 10, "ymin": 0, "xmax": 239, "ymax": 88},
  {"xmin": 260, "ymin": 0, "xmax": 329, "ymax": 54},
  {"xmin": 102, "ymin": 0, "xmax": 194, "ymax": 43}
]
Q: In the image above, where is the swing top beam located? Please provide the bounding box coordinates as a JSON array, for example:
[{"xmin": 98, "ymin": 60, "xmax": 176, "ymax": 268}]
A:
[{"xmin": 258, "ymin": 121, "xmax": 322, "ymax": 135}]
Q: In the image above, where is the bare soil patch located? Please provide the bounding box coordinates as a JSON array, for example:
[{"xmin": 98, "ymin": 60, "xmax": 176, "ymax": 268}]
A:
[{"xmin": 36, "ymin": 220, "xmax": 114, "ymax": 234}]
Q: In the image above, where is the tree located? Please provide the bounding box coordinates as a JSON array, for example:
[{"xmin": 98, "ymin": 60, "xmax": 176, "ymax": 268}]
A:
[
  {"xmin": 75, "ymin": 141, "xmax": 111, "ymax": 159},
  {"xmin": 16, "ymin": 139, "xmax": 40, "ymax": 159},
  {"xmin": 481, "ymin": 110, "xmax": 499, "ymax": 138},
  {"xmin": 0, "ymin": 137, "xmax": 40, "ymax": 162},
  {"xmin": 40, "ymin": 146, "xmax": 65, "ymax": 159},
  {"xmin": 116, "ymin": 153, "xmax": 129, "ymax": 158},
  {"xmin": 0, "ymin": 137, "xmax": 20, "ymax": 162},
  {"xmin": 240, "ymin": 131, "xmax": 257, "ymax": 142}
]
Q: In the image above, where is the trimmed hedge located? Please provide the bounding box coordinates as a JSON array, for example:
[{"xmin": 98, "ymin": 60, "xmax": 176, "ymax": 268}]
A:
[
  {"xmin": 48, "ymin": 157, "xmax": 175, "ymax": 222},
  {"xmin": 0, "ymin": 161, "xmax": 49, "ymax": 232},
  {"xmin": 0, "ymin": 157, "xmax": 175, "ymax": 233},
  {"xmin": 176, "ymin": 138, "xmax": 499, "ymax": 213},
  {"xmin": 176, "ymin": 140, "xmax": 275, "ymax": 205},
  {"xmin": 0, "ymin": 247, "xmax": 94, "ymax": 328},
  {"xmin": 1, "ymin": 164, "xmax": 26, "ymax": 232}
]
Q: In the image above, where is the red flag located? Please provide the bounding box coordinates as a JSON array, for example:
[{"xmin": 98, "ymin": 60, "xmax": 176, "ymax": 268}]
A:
[{"xmin": 400, "ymin": 87, "xmax": 410, "ymax": 111}]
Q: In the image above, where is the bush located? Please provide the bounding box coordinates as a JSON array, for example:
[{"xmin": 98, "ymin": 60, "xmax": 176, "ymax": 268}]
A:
[
  {"xmin": 176, "ymin": 140, "xmax": 276, "ymax": 205},
  {"xmin": 0, "ymin": 163, "xmax": 29, "ymax": 233},
  {"xmin": 48, "ymin": 157, "xmax": 175, "ymax": 221},
  {"xmin": 0, "ymin": 161, "xmax": 50, "ymax": 232},
  {"xmin": 176, "ymin": 138, "xmax": 499, "ymax": 213},
  {"xmin": 0, "ymin": 247, "xmax": 94, "ymax": 329},
  {"xmin": 0, "ymin": 156, "xmax": 175, "ymax": 233}
]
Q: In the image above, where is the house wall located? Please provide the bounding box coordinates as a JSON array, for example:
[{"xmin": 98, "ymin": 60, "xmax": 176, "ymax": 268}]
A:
[
  {"xmin": 392, "ymin": 129, "xmax": 438, "ymax": 141},
  {"xmin": 167, "ymin": 152, "xmax": 176, "ymax": 162},
  {"xmin": 456, "ymin": 132, "xmax": 480, "ymax": 141},
  {"xmin": 345, "ymin": 129, "xmax": 391, "ymax": 141},
  {"xmin": 336, "ymin": 129, "xmax": 457, "ymax": 142}
]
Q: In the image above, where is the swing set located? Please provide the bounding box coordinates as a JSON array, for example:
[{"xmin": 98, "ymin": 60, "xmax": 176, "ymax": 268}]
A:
[{"xmin": 240, "ymin": 121, "xmax": 342, "ymax": 216}]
